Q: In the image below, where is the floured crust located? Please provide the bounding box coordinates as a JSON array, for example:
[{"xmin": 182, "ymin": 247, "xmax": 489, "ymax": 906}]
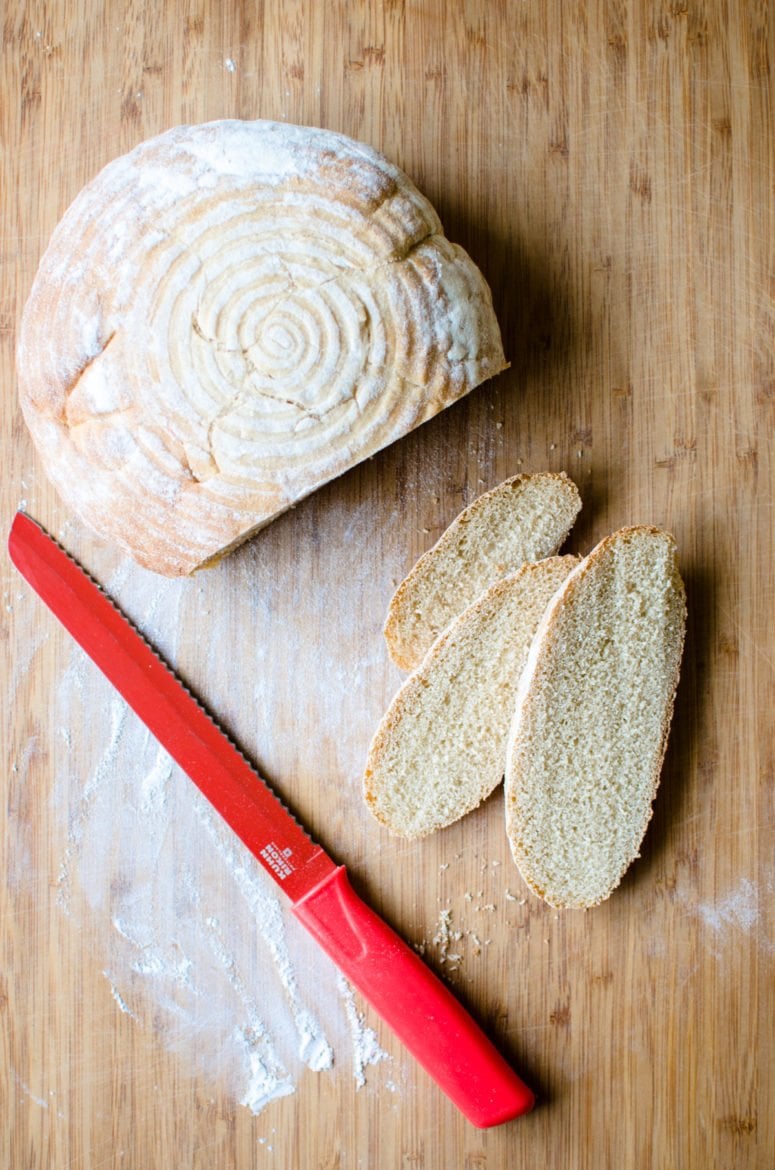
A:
[
  {"xmin": 18, "ymin": 120, "xmax": 507, "ymax": 575},
  {"xmin": 504, "ymin": 526, "xmax": 687, "ymax": 909}
]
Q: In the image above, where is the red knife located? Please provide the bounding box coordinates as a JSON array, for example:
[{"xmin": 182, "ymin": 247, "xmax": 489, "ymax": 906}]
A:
[{"xmin": 8, "ymin": 511, "xmax": 535, "ymax": 1127}]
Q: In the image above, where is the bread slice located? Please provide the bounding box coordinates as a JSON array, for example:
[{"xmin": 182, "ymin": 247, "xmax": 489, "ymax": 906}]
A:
[
  {"xmin": 504, "ymin": 526, "xmax": 686, "ymax": 909},
  {"xmin": 364, "ymin": 555, "xmax": 580, "ymax": 838},
  {"xmin": 383, "ymin": 472, "xmax": 581, "ymax": 670}
]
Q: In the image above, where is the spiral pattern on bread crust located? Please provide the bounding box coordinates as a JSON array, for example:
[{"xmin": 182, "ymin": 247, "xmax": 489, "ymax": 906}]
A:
[{"xmin": 18, "ymin": 121, "xmax": 507, "ymax": 575}]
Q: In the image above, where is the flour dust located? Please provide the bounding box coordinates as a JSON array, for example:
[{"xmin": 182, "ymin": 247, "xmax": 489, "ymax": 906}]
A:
[{"xmin": 52, "ymin": 536, "xmax": 393, "ymax": 1115}]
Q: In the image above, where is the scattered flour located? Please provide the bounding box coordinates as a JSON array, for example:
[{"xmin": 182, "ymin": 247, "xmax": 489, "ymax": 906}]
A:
[
  {"xmin": 48, "ymin": 530, "xmax": 397, "ymax": 1115},
  {"xmin": 697, "ymin": 878, "xmax": 759, "ymax": 936},
  {"xmin": 336, "ymin": 972, "xmax": 390, "ymax": 1089},
  {"xmin": 13, "ymin": 1071, "xmax": 49, "ymax": 1110},
  {"xmin": 675, "ymin": 872, "xmax": 772, "ymax": 959}
]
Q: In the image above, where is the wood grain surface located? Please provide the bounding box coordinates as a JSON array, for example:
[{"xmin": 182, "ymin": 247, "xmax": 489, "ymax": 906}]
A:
[{"xmin": 2, "ymin": 2, "xmax": 773, "ymax": 1167}]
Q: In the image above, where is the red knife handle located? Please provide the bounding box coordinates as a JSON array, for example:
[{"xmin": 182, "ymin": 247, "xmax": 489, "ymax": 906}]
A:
[{"xmin": 293, "ymin": 866, "xmax": 535, "ymax": 1127}]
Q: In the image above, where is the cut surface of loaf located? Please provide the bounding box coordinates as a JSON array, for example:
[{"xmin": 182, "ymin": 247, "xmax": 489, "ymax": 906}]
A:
[
  {"xmin": 364, "ymin": 555, "xmax": 580, "ymax": 838},
  {"xmin": 18, "ymin": 120, "xmax": 507, "ymax": 576},
  {"xmin": 383, "ymin": 472, "xmax": 581, "ymax": 670},
  {"xmin": 505, "ymin": 526, "xmax": 687, "ymax": 909}
]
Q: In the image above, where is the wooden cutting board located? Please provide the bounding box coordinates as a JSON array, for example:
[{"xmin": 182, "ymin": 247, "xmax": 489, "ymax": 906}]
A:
[{"xmin": 2, "ymin": 3, "xmax": 772, "ymax": 1167}]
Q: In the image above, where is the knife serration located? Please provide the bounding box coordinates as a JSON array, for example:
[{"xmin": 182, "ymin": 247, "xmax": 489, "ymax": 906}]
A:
[{"xmin": 7, "ymin": 512, "xmax": 336, "ymax": 902}]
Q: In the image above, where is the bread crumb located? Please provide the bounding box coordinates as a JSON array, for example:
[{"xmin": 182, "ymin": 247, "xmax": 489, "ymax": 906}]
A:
[{"xmin": 432, "ymin": 908, "xmax": 454, "ymax": 963}]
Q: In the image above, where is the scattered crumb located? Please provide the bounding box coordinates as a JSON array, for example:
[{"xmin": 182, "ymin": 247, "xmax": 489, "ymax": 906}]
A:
[{"xmin": 432, "ymin": 908, "xmax": 454, "ymax": 964}]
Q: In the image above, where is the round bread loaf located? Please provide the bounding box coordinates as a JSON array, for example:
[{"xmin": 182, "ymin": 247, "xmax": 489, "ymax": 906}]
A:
[{"xmin": 18, "ymin": 120, "xmax": 507, "ymax": 575}]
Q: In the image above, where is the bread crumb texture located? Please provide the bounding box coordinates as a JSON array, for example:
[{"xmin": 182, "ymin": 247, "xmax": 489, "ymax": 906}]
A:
[
  {"xmin": 18, "ymin": 120, "xmax": 506, "ymax": 575},
  {"xmin": 364, "ymin": 555, "xmax": 579, "ymax": 837},
  {"xmin": 384, "ymin": 472, "xmax": 582, "ymax": 670},
  {"xmin": 505, "ymin": 526, "xmax": 687, "ymax": 909}
]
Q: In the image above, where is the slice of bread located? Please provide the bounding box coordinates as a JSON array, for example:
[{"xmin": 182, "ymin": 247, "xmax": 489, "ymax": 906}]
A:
[
  {"xmin": 504, "ymin": 526, "xmax": 687, "ymax": 909},
  {"xmin": 383, "ymin": 472, "xmax": 582, "ymax": 670},
  {"xmin": 364, "ymin": 555, "xmax": 580, "ymax": 838}
]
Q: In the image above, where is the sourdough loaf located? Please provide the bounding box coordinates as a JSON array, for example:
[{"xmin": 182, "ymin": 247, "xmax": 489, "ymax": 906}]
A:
[
  {"xmin": 504, "ymin": 526, "xmax": 687, "ymax": 908},
  {"xmin": 18, "ymin": 120, "xmax": 507, "ymax": 575},
  {"xmin": 384, "ymin": 472, "xmax": 581, "ymax": 670},
  {"xmin": 364, "ymin": 555, "xmax": 580, "ymax": 838}
]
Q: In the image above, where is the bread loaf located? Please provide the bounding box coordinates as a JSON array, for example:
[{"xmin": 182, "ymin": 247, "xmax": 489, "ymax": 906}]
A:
[
  {"xmin": 504, "ymin": 526, "xmax": 686, "ymax": 908},
  {"xmin": 17, "ymin": 120, "xmax": 507, "ymax": 575},
  {"xmin": 364, "ymin": 555, "xmax": 580, "ymax": 838},
  {"xmin": 384, "ymin": 472, "xmax": 581, "ymax": 670}
]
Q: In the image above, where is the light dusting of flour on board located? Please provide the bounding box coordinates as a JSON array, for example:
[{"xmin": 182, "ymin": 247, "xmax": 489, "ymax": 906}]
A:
[
  {"xmin": 51, "ymin": 534, "xmax": 396, "ymax": 1115},
  {"xmin": 678, "ymin": 873, "xmax": 774, "ymax": 959},
  {"xmin": 698, "ymin": 878, "xmax": 758, "ymax": 934},
  {"xmin": 335, "ymin": 972, "xmax": 390, "ymax": 1089},
  {"xmin": 696, "ymin": 878, "xmax": 765, "ymax": 946}
]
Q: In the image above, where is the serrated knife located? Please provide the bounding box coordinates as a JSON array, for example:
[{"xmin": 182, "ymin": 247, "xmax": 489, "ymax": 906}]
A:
[{"xmin": 8, "ymin": 511, "xmax": 535, "ymax": 1127}]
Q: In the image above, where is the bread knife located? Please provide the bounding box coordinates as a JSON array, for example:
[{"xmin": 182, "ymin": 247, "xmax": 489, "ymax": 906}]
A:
[{"xmin": 8, "ymin": 512, "xmax": 535, "ymax": 1128}]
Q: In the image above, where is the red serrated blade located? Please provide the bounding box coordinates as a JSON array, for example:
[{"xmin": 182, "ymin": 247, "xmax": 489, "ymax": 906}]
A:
[
  {"xmin": 8, "ymin": 511, "xmax": 334, "ymax": 901},
  {"xmin": 8, "ymin": 512, "xmax": 535, "ymax": 1128}
]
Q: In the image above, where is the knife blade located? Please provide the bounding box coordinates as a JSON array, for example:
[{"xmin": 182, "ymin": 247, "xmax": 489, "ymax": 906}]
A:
[{"xmin": 8, "ymin": 511, "xmax": 535, "ymax": 1127}]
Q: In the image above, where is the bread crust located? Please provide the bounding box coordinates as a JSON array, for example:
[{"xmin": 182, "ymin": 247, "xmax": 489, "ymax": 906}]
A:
[
  {"xmin": 18, "ymin": 120, "xmax": 507, "ymax": 575},
  {"xmin": 504, "ymin": 526, "xmax": 687, "ymax": 908}
]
